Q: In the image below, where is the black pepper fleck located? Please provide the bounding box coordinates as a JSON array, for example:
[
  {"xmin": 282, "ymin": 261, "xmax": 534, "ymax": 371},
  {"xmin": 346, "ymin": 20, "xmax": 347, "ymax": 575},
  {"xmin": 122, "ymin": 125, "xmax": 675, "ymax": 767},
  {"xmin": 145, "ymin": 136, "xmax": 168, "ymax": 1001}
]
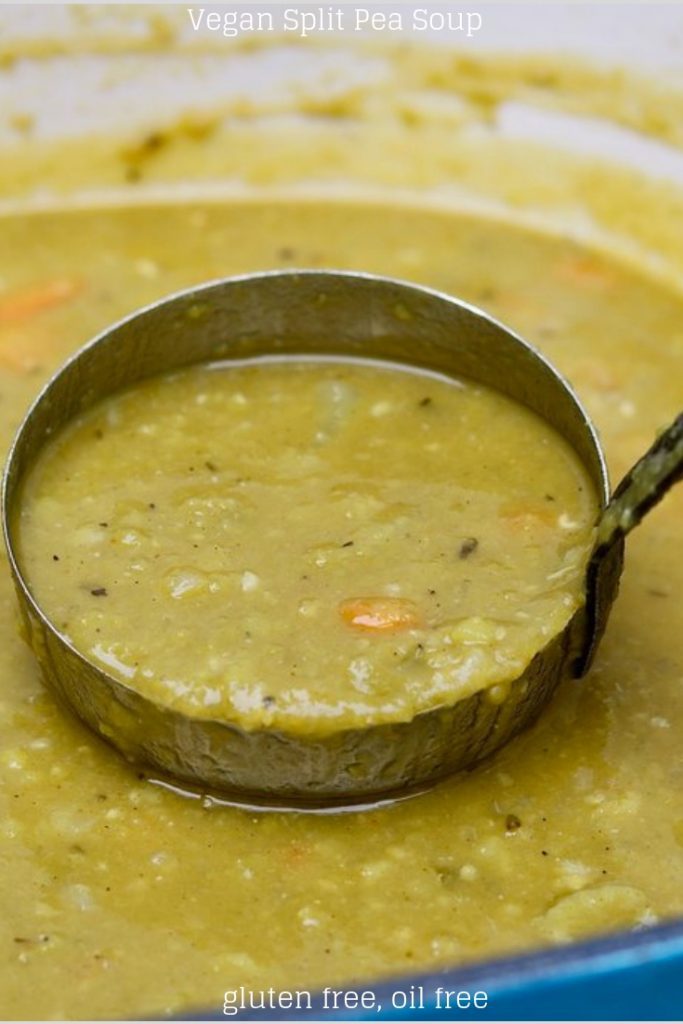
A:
[{"xmin": 459, "ymin": 537, "xmax": 479, "ymax": 559}]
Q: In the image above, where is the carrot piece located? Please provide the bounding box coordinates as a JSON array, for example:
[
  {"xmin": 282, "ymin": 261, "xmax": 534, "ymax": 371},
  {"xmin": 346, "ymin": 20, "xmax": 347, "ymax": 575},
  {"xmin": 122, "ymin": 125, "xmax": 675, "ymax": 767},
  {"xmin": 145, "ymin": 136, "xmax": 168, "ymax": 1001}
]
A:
[
  {"xmin": 284, "ymin": 841, "xmax": 310, "ymax": 866},
  {"xmin": 338, "ymin": 596, "xmax": 421, "ymax": 633},
  {"xmin": 498, "ymin": 500, "xmax": 558, "ymax": 534},
  {"xmin": 0, "ymin": 277, "xmax": 83, "ymax": 324},
  {"xmin": 554, "ymin": 255, "xmax": 616, "ymax": 290}
]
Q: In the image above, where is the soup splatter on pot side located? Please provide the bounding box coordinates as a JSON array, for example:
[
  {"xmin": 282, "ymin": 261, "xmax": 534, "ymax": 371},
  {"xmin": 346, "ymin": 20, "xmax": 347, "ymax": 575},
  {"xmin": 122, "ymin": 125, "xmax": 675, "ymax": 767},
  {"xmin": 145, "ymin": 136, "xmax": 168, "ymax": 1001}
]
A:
[{"xmin": 0, "ymin": 199, "xmax": 682, "ymax": 1020}]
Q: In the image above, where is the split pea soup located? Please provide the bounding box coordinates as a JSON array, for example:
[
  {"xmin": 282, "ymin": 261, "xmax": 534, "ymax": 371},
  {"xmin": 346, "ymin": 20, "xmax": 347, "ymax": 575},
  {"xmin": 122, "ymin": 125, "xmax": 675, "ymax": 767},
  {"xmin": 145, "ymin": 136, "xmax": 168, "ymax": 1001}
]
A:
[{"xmin": 17, "ymin": 356, "xmax": 597, "ymax": 731}]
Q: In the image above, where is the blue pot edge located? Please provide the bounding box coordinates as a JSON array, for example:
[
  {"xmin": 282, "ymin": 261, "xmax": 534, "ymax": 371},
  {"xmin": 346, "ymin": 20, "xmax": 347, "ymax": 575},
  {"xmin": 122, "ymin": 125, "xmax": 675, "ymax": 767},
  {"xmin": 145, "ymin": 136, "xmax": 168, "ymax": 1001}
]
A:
[{"xmin": 175, "ymin": 915, "xmax": 683, "ymax": 1022}]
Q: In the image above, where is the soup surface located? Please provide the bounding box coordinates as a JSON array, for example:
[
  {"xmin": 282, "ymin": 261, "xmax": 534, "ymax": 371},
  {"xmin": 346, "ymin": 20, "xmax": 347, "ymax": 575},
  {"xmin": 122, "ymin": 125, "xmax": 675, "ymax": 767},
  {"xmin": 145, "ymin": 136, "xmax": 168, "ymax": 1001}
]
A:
[
  {"xmin": 0, "ymin": 198, "xmax": 682, "ymax": 1020},
  {"xmin": 17, "ymin": 358, "xmax": 595, "ymax": 730}
]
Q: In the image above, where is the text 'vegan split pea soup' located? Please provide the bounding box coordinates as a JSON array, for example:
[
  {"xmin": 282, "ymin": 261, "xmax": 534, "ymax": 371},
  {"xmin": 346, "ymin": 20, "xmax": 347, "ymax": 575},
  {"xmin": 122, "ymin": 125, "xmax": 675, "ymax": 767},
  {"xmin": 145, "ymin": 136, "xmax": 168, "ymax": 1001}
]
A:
[{"xmin": 17, "ymin": 357, "xmax": 596, "ymax": 733}]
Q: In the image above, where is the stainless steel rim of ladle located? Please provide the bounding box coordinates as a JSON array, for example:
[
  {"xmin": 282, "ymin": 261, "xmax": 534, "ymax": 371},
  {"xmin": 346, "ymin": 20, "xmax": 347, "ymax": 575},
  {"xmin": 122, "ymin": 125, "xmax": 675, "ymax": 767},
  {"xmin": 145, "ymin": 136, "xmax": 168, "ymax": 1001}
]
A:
[{"xmin": 1, "ymin": 270, "xmax": 623, "ymax": 806}]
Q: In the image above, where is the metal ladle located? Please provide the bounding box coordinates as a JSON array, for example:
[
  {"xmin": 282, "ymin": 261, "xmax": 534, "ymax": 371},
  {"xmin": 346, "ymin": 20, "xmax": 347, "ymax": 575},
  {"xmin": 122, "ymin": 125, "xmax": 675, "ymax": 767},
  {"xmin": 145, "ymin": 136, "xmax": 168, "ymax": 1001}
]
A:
[{"xmin": 2, "ymin": 271, "xmax": 681, "ymax": 806}]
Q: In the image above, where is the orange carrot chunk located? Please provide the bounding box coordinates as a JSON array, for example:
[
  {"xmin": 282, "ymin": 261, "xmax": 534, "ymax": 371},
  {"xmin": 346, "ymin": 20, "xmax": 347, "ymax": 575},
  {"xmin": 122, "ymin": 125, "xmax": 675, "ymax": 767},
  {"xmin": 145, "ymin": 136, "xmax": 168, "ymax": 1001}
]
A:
[
  {"xmin": 338, "ymin": 596, "xmax": 421, "ymax": 632},
  {"xmin": 0, "ymin": 277, "xmax": 83, "ymax": 324},
  {"xmin": 498, "ymin": 499, "xmax": 558, "ymax": 534},
  {"xmin": 554, "ymin": 255, "xmax": 616, "ymax": 290}
]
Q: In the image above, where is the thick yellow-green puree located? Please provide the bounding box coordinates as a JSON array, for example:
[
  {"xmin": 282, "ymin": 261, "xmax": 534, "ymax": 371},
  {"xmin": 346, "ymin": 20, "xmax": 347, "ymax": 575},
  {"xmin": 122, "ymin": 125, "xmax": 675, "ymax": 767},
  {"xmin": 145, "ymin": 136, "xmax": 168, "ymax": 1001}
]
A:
[
  {"xmin": 0, "ymin": 199, "xmax": 682, "ymax": 1019},
  {"xmin": 17, "ymin": 358, "xmax": 595, "ymax": 731}
]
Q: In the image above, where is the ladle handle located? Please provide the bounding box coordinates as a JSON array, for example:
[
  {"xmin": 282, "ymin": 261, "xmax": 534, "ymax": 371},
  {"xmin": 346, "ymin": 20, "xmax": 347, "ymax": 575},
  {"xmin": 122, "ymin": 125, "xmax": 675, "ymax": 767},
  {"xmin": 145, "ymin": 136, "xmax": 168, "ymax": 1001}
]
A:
[
  {"xmin": 575, "ymin": 411, "xmax": 683, "ymax": 677},
  {"xmin": 595, "ymin": 412, "xmax": 683, "ymax": 551}
]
